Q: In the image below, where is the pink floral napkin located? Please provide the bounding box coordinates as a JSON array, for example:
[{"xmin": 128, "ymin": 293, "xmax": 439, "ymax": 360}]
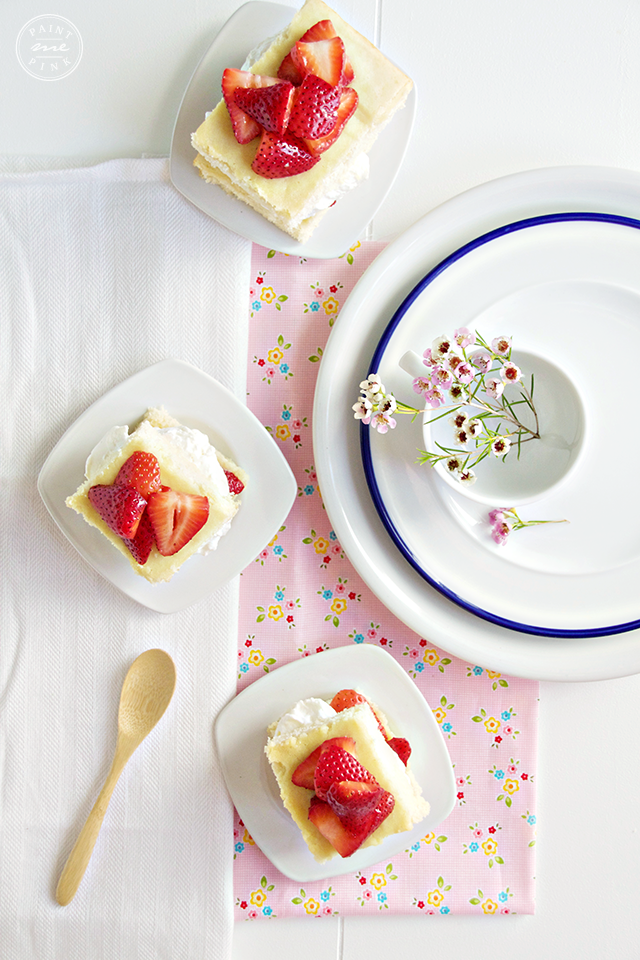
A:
[{"xmin": 234, "ymin": 242, "xmax": 538, "ymax": 919}]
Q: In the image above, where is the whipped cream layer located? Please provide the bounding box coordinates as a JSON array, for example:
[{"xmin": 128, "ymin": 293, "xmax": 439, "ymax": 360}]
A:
[{"xmin": 273, "ymin": 697, "xmax": 337, "ymax": 737}]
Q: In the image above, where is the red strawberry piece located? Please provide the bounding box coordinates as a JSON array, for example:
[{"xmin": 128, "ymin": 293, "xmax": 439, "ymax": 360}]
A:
[
  {"xmin": 287, "ymin": 74, "xmax": 341, "ymax": 139},
  {"xmin": 313, "ymin": 744, "xmax": 377, "ymax": 800},
  {"xmin": 297, "ymin": 20, "xmax": 355, "ymax": 83},
  {"xmin": 291, "ymin": 736, "xmax": 357, "ymax": 789},
  {"xmin": 290, "ymin": 36, "xmax": 345, "ymax": 87},
  {"xmin": 121, "ymin": 508, "xmax": 155, "ymax": 565},
  {"xmin": 305, "ymin": 86, "xmax": 358, "ymax": 156},
  {"xmin": 221, "ymin": 68, "xmax": 282, "ymax": 144},
  {"xmin": 387, "ymin": 737, "xmax": 412, "ymax": 766},
  {"xmin": 146, "ymin": 487, "xmax": 209, "ymax": 556},
  {"xmin": 115, "ymin": 451, "xmax": 162, "ymax": 498},
  {"xmin": 234, "ymin": 80, "xmax": 295, "ymax": 135},
  {"xmin": 277, "ymin": 52, "xmax": 303, "ymax": 86},
  {"xmin": 326, "ymin": 780, "xmax": 384, "ymax": 825},
  {"xmin": 251, "ymin": 130, "xmax": 319, "ymax": 179},
  {"xmin": 224, "ymin": 470, "xmax": 245, "ymax": 495},
  {"xmin": 308, "ymin": 796, "xmax": 366, "ymax": 857},
  {"xmin": 329, "ymin": 688, "xmax": 388, "ymax": 737},
  {"xmin": 88, "ymin": 483, "xmax": 147, "ymax": 539},
  {"xmin": 363, "ymin": 790, "xmax": 395, "ymax": 836}
]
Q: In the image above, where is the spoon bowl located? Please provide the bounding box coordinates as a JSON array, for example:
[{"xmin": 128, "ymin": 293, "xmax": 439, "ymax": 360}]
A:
[{"xmin": 56, "ymin": 648, "xmax": 176, "ymax": 906}]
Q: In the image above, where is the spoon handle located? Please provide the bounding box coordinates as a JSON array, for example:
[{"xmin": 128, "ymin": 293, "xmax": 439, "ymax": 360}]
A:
[{"xmin": 56, "ymin": 746, "xmax": 129, "ymax": 906}]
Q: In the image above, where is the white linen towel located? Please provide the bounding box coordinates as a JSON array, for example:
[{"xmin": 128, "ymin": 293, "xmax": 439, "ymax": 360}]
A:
[{"xmin": 0, "ymin": 158, "xmax": 251, "ymax": 960}]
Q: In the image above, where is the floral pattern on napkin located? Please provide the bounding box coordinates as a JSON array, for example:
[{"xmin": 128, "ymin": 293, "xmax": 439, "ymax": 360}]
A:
[{"xmin": 235, "ymin": 242, "xmax": 538, "ymax": 918}]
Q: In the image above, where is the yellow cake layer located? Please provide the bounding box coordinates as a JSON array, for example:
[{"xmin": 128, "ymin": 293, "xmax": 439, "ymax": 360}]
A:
[{"xmin": 265, "ymin": 702, "xmax": 430, "ymax": 862}]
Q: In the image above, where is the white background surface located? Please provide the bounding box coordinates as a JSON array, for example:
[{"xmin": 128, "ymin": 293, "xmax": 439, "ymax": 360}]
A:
[{"xmin": 3, "ymin": 0, "xmax": 640, "ymax": 957}]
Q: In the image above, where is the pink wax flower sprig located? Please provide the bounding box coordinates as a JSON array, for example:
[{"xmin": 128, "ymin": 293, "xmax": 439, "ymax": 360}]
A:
[
  {"xmin": 414, "ymin": 329, "xmax": 540, "ymax": 486},
  {"xmin": 352, "ymin": 374, "xmax": 421, "ymax": 434},
  {"xmin": 489, "ymin": 508, "xmax": 567, "ymax": 545}
]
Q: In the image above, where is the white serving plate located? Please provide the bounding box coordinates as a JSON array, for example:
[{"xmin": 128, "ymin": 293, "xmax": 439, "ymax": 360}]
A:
[
  {"xmin": 169, "ymin": 1, "xmax": 416, "ymax": 259},
  {"xmin": 313, "ymin": 166, "xmax": 640, "ymax": 681},
  {"xmin": 215, "ymin": 644, "xmax": 455, "ymax": 882},
  {"xmin": 38, "ymin": 359, "xmax": 297, "ymax": 613},
  {"xmin": 362, "ymin": 212, "xmax": 640, "ymax": 635}
]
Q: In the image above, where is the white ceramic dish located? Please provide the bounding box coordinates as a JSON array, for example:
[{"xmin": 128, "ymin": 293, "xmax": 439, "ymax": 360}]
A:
[
  {"xmin": 362, "ymin": 212, "xmax": 640, "ymax": 635},
  {"xmin": 38, "ymin": 359, "xmax": 297, "ymax": 613},
  {"xmin": 169, "ymin": 1, "xmax": 416, "ymax": 259},
  {"xmin": 215, "ymin": 644, "xmax": 455, "ymax": 882},
  {"xmin": 313, "ymin": 166, "xmax": 640, "ymax": 681}
]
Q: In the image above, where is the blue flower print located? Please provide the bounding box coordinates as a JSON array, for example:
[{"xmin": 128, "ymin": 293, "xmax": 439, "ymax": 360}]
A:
[
  {"xmin": 273, "ymin": 545, "xmax": 284, "ymax": 555},
  {"xmin": 440, "ymin": 906, "xmax": 450, "ymax": 915},
  {"xmin": 378, "ymin": 892, "xmax": 387, "ymax": 903},
  {"xmin": 411, "ymin": 842, "xmax": 420, "ymax": 852},
  {"xmin": 494, "ymin": 770, "xmax": 505, "ymax": 780},
  {"xmin": 235, "ymin": 842, "xmax": 244, "ymax": 853},
  {"xmin": 274, "ymin": 591, "xmax": 284, "ymax": 602},
  {"xmin": 414, "ymin": 662, "xmax": 424, "ymax": 672},
  {"xmin": 501, "ymin": 710, "xmax": 511, "ymax": 721},
  {"xmin": 323, "ymin": 589, "xmax": 333, "ymax": 600},
  {"xmin": 310, "ymin": 301, "xmax": 320, "ymax": 311},
  {"xmin": 354, "ymin": 634, "xmax": 364, "ymax": 643},
  {"xmin": 263, "ymin": 906, "xmax": 272, "ymax": 916},
  {"xmin": 473, "ymin": 666, "xmax": 483, "ymax": 675},
  {"xmin": 320, "ymin": 890, "xmax": 330, "ymax": 902},
  {"xmin": 281, "ymin": 409, "xmax": 291, "ymax": 420},
  {"xmin": 304, "ymin": 484, "xmax": 314, "ymax": 495},
  {"xmin": 528, "ymin": 815, "xmax": 537, "ymax": 825},
  {"xmin": 329, "ymin": 530, "xmax": 337, "ymax": 540},
  {"xmin": 499, "ymin": 891, "xmax": 508, "ymax": 903},
  {"xmin": 252, "ymin": 300, "xmax": 261, "ymax": 311},
  {"xmin": 240, "ymin": 663, "xmax": 249, "ymax": 673},
  {"xmin": 469, "ymin": 842, "xmax": 479, "ymax": 852},
  {"xmin": 280, "ymin": 363, "xmax": 289, "ymax": 374},
  {"xmin": 442, "ymin": 722, "xmax": 452, "ymax": 732}
]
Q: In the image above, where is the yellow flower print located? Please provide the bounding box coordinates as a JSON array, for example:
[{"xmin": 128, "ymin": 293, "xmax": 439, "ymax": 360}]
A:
[
  {"xmin": 248, "ymin": 649, "xmax": 265, "ymax": 666},
  {"xmin": 267, "ymin": 604, "xmax": 284, "ymax": 621},
  {"xmin": 313, "ymin": 536, "xmax": 330, "ymax": 554},
  {"xmin": 423, "ymin": 649, "xmax": 440, "ymax": 666},
  {"xmin": 427, "ymin": 889, "xmax": 444, "ymax": 907},
  {"xmin": 482, "ymin": 838, "xmax": 498, "ymax": 856},
  {"xmin": 370, "ymin": 872, "xmax": 387, "ymax": 891},
  {"xmin": 503, "ymin": 778, "xmax": 520, "ymax": 795},
  {"xmin": 268, "ymin": 533, "xmax": 279, "ymax": 547},
  {"xmin": 486, "ymin": 670, "xmax": 501, "ymax": 679},
  {"xmin": 260, "ymin": 286, "xmax": 277, "ymax": 304},
  {"xmin": 304, "ymin": 898, "xmax": 320, "ymax": 915},
  {"xmin": 242, "ymin": 829, "xmax": 255, "ymax": 845},
  {"xmin": 484, "ymin": 716, "xmax": 500, "ymax": 734},
  {"xmin": 250, "ymin": 889, "xmax": 267, "ymax": 907},
  {"xmin": 322, "ymin": 296, "xmax": 339, "ymax": 316},
  {"xmin": 349, "ymin": 241, "xmax": 361, "ymax": 252},
  {"xmin": 330, "ymin": 597, "xmax": 347, "ymax": 616},
  {"xmin": 422, "ymin": 832, "xmax": 436, "ymax": 844},
  {"xmin": 482, "ymin": 898, "xmax": 498, "ymax": 915},
  {"xmin": 433, "ymin": 706, "xmax": 447, "ymax": 724},
  {"xmin": 275, "ymin": 423, "xmax": 291, "ymax": 441},
  {"xmin": 267, "ymin": 346, "xmax": 284, "ymax": 363}
]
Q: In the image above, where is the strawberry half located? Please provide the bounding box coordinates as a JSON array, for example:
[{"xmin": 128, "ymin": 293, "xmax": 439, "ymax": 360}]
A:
[
  {"xmin": 290, "ymin": 36, "xmax": 346, "ymax": 87},
  {"xmin": 326, "ymin": 780, "xmax": 384, "ymax": 825},
  {"xmin": 251, "ymin": 130, "xmax": 319, "ymax": 179},
  {"xmin": 234, "ymin": 80, "xmax": 295, "ymax": 135},
  {"xmin": 221, "ymin": 68, "xmax": 282, "ymax": 144},
  {"xmin": 304, "ymin": 86, "xmax": 358, "ymax": 155},
  {"xmin": 88, "ymin": 483, "xmax": 147, "ymax": 539},
  {"xmin": 308, "ymin": 796, "xmax": 364, "ymax": 857},
  {"xmin": 115, "ymin": 451, "xmax": 162, "ymax": 498},
  {"xmin": 287, "ymin": 74, "xmax": 341, "ymax": 139},
  {"xmin": 277, "ymin": 20, "xmax": 355, "ymax": 86},
  {"xmin": 224, "ymin": 470, "xmax": 244, "ymax": 495},
  {"xmin": 329, "ymin": 688, "xmax": 388, "ymax": 737},
  {"xmin": 146, "ymin": 487, "xmax": 209, "ymax": 556},
  {"xmin": 387, "ymin": 737, "xmax": 411, "ymax": 766},
  {"xmin": 121, "ymin": 508, "xmax": 155, "ymax": 565},
  {"xmin": 291, "ymin": 736, "xmax": 357, "ymax": 789},
  {"xmin": 313, "ymin": 744, "xmax": 377, "ymax": 800}
]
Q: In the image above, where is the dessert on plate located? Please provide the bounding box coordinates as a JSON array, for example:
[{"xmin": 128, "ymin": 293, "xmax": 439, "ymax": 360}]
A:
[
  {"xmin": 265, "ymin": 688, "xmax": 429, "ymax": 861},
  {"xmin": 66, "ymin": 407, "xmax": 247, "ymax": 583},
  {"xmin": 191, "ymin": 0, "xmax": 413, "ymax": 242}
]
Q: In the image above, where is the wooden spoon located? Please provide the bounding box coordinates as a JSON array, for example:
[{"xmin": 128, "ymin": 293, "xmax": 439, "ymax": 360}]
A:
[{"xmin": 56, "ymin": 648, "xmax": 176, "ymax": 906}]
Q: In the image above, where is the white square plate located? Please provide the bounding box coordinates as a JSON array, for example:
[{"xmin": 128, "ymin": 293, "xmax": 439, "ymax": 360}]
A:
[
  {"xmin": 38, "ymin": 359, "xmax": 297, "ymax": 613},
  {"xmin": 170, "ymin": 1, "xmax": 416, "ymax": 259},
  {"xmin": 215, "ymin": 644, "xmax": 456, "ymax": 881}
]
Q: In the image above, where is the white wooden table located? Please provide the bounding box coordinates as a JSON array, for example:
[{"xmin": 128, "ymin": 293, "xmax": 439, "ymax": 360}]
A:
[{"xmin": 3, "ymin": 1, "xmax": 640, "ymax": 956}]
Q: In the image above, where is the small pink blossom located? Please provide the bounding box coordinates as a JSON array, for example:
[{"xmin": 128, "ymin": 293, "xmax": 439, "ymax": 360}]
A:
[
  {"xmin": 292, "ymin": 419, "xmax": 303, "ymax": 430},
  {"xmin": 412, "ymin": 376, "xmax": 432, "ymax": 396},
  {"xmin": 260, "ymin": 549, "xmax": 269, "ymax": 560},
  {"xmin": 334, "ymin": 582, "xmax": 346, "ymax": 594},
  {"xmin": 424, "ymin": 386, "xmax": 446, "ymax": 409},
  {"xmin": 367, "ymin": 628, "xmax": 377, "ymax": 639},
  {"xmin": 432, "ymin": 335, "xmax": 452, "ymax": 358},
  {"xmin": 501, "ymin": 361, "xmax": 522, "ymax": 384},
  {"xmin": 286, "ymin": 600, "xmax": 296, "ymax": 610},
  {"xmin": 491, "ymin": 336, "xmax": 511, "ymax": 356},
  {"xmin": 473, "ymin": 828, "xmax": 484, "ymax": 839},
  {"xmin": 470, "ymin": 349, "xmax": 491, "ymax": 372},
  {"xmin": 266, "ymin": 367, "xmax": 276, "ymax": 378},
  {"xmin": 492, "ymin": 520, "xmax": 513, "ymax": 544},
  {"xmin": 503, "ymin": 725, "xmax": 514, "ymax": 736},
  {"xmin": 422, "ymin": 347, "xmax": 437, "ymax": 366},
  {"xmin": 432, "ymin": 365, "xmax": 453, "ymax": 389},
  {"xmin": 485, "ymin": 377, "xmax": 505, "ymax": 400},
  {"xmin": 488, "ymin": 508, "xmax": 508, "ymax": 523},
  {"xmin": 457, "ymin": 777, "xmax": 466, "ymax": 787},
  {"xmin": 454, "ymin": 326, "xmax": 475, "ymax": 348},
  {"xmin": 455, "ymin": 361, "xmax": 475, "ymax": 384},
  {"xmin": 370, "ymin": 412, "xmax": 396, "ymax": 433},
  {"xmin": 331, "ymin": 543, "xmax": 341, "ymax": 555},
  {"xmin": 507, "ymin": 764, "xmax": 518, "ymax": 775},
  {"xmin": 409, "ymin": 648, "xmax": 420, "ymax": 659}
]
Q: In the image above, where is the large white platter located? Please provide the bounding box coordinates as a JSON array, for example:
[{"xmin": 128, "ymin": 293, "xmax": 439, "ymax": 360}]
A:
[
  {"xmin": 313, "ymin": 166, "xmax": 640, "ymax": 681},
  {"xmin": 169, "ymin": 1, "xmax": 415, "ymax": 259},
  {"xmin": 215, "ymin": 644, "xmax": 455, "ymax": 882},
  {"xmin": 38, "ymin": 359, "xmax": 296, "ymax": 613}
]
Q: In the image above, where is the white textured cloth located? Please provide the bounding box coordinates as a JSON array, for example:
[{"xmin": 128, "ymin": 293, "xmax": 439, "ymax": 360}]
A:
[{"xmin": 0, "ymin": 158, "xmax": 251, "ymax": 959}]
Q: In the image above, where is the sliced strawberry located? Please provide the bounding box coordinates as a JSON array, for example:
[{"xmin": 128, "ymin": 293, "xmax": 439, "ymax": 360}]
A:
[
  {"xmin": 88, "ymin": 483, "xmax": 147, "ymax": 539},
  {"xmin": 330, "ymin": 687, "xmax": 388, "ymax": 737},
  {"xmin": 290, "ymin": 36, "xmax": 345, "ymax": 87},
  {"xmin": 121, "ymin": 508, "xmax": 155, "ymax": 565},
  {"xmin": 387, "ymin": 737, "xmax": 411, "ymax": 766},
  {"xmin": 297, "ymin": 20, "xmax": 355, "ymax": 83},
  {"xmin": 234, "ymin": 80, "xmax": 295, "ymax": 135},
  {"xmin": 305, "ymin": 86, "xmax": 358, "ymax": 156},
  {"xmin": 115, "ymin": 451, "xmax": 162, "ymax": 498},
  {"xmin": 146, "ymin": 487, "xmax": 209, "ymax": 556},
  {"xmin": 287, "ymin": 74, "xmax": 341, "ymax": 139},
  {"xmin": 221, "ymin": 68, "xmax": 281, "ymax": 144},
  {"xmin": 251, "ymin": 130, "xmax": 320, "ymax": 179},
  {"xmin": 277, "ymin": 52, "xmax": 303, "ymax": 86},
  {"xmin": 308, "ymin": 796, "xmax": 365, "ymax": 857},
  {"xmin": 291, "ymin": 736, "xmax": 357, "ymax": 789},
  {"xmin": 224, "ymin": 470, "xmax": 244, "ymax": 495},
  {"xmin": 366, "ymin": 790, "xmax": 395, "ymax": 834},
  {"xmin": 326, "ymin": 780, "xmax": 384, "ymax": 826},
  {"xmin": 314, "ymin": 744, "xmax": 377, "ymax": 800}
]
